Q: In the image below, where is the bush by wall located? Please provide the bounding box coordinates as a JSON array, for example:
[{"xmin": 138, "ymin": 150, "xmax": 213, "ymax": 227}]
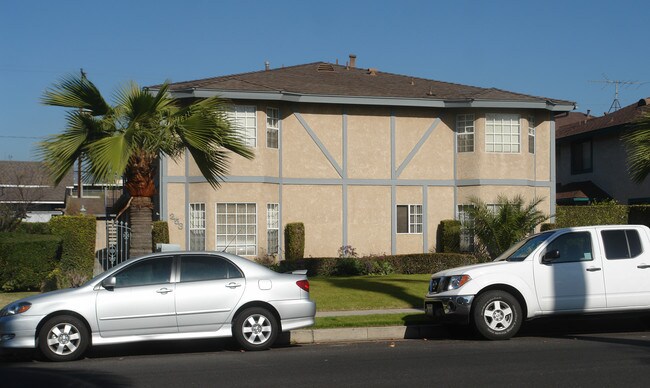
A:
[
  {"xmin": 285, "ymin": 222, "xmax": 305, "ymax": 260},
  {"xmin": 438, "ymin": 220, "xmax": 461, "ymax": 253},
  {"xmin": 152, "ymin": 221, "xmax": 169, "ymax": 250},
  {"xmin": 277, "ymin": 252, "xmax": 476, "ymax": 277},
  {"xmin": 15, "ymin": 222, "xmax": 52, "ymax": 235},
  {"xmin": 0, "ymin": 232, "xmax": 61, "ymax": 291},
  {"xmin": 555, "ymin": 203, "xmax": 650, "ymax": 228},
  {"xmin": 48, "ymin": 215, "xmax": 96, "ymax": 288},
  {"xmin": 540, "ymin": 223, "xmax": 557, "ymax": 231},
  {"xmin": 629, "ymin": 205, "xmax": 650, "ymax": 228}
]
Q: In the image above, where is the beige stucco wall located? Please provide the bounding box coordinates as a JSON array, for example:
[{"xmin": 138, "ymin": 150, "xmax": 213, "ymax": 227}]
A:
[
  {"xmin": 348, "ymin": 185, "xmax": 391, "ymax": 255},
  {"xmin": 282, "ymin": 185, "xmax": 342, "ymax": 257},
  {"xmin": 162, "ymin": 102, "xmax": 555, "ymax": 258}
]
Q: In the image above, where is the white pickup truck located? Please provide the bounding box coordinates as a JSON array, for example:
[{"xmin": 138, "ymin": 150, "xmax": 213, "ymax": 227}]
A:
[{"xmin": 424, "ymin": 224, "xmax": 650, "ymax": 339}]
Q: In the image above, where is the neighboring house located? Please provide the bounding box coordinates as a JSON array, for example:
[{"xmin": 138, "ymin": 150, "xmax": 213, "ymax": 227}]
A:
[
  {"xmin": 556, "ymin": 98, "xmax": 650, "ymax": 205},
  {"xmin": 152, "ymin": 58, "xmax": 574, "ymax": 258},
  {"xmin": 0, "ymin": 160, "xmax": 73, "ymax": 222}
]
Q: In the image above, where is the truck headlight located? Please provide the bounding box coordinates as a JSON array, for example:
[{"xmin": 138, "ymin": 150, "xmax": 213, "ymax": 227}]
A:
[{"xmin": 447, "ymin": 275, "xmax": 471, "ymax": 290}]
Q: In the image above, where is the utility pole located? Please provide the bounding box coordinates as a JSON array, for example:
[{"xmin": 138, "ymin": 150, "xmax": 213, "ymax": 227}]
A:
[{"xmin": 77, "ymin": 68, "xmax": 86, "ymax": 199}]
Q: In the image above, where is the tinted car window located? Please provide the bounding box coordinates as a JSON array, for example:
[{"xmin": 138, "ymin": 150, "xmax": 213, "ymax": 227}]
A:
[
  {"xmin": 545, "ymin": 232, "xmax": 593, "ymax": 263},
  {"xmin": 115, "ymin": 257, "xmax": 173, "ymax": 287},
  {"xmin": 180, "ymin": 255, "xmax": 244, "ymax": 282},
  {"xmin": 601, "ymin": 229, "xmax": 643, "ymax": 259}
]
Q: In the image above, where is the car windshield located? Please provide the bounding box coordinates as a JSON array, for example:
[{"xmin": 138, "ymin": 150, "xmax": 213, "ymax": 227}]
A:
[{"xmin": 495, "ymin": 231, "xmax": 555, "ymax": 262}]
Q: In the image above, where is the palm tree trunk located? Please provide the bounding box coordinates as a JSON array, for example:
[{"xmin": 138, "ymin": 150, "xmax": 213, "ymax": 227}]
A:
[{"xmin": 129, "ymin": 196, "xmax": 153, "ymax": 258}]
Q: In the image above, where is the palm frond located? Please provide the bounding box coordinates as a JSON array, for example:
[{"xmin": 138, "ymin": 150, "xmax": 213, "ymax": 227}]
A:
[
  {"xmin": 622, "ymin": 113, "xmax": 650, "ymax": 183},
  {"xmin": 41, "ymin": 74, "xmax": 111, "ymax": 115},
  {"xmin": 84, "ymin": 135, "xmax": 133, "ymax": 183}
]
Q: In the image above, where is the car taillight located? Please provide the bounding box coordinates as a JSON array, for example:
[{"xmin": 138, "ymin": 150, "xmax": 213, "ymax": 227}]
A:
[{"xmin": 296, "ymin": 279, "xmax": 310, "ymax": 292}]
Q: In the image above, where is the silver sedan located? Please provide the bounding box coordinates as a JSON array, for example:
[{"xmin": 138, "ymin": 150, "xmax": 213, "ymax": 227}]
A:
[{"xmin": 0, "ymin": 252, "xmax": 315, "ymax": 361}]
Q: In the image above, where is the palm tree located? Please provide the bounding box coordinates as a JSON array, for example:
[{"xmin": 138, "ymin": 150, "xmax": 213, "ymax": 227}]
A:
[
  {"xmin": 466, "ymin": 195, "xmax": 548, "ymax": 259},
  {"xmin": 39, "ymin": 74, "xmax": 254, "ymax": 257},
  {"xmin": 622, "ymin": 112, "xmax": 650, "ymax": 184}
]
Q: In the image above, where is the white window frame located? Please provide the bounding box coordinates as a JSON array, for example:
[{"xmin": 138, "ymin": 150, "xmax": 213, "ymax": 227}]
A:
[
  {"xmin": 457, "ymin": 204, "xmax": 475, "ymax": 252},
  {"xmin": 267, "ymin": 203, "xmax": 279, "ymax": 254},
  {"xmin": 528, "ymin": 115, "xmax": 535, "ymax": 154},
  {"xmin": 266, "ymin": 107, "xmax": 279, "ymax": 149},
  {"xmin": 189, "ymin": 203, "xmax": 206, "ymax": 251},
  {"xmin": 456, "ymin": 114, "xmax": 475, "ymax": 153},
  {"xmin": 397, "ymin": 204, "xmax": 423, "ymax": 234},
  {"xmin": 485, "ymin": 113, "xmax": 521, "ymax": 153},
  {"xmin": 216, "ymin": 203, "xmax": 257, "ymax": 256},
  {"xmin": 230, "ymin": 105, "xmax": 257, "ymax": 147}
]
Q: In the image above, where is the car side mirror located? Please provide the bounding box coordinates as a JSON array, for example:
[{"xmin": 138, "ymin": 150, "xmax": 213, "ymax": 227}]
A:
[
  {"xmin": 542, "ymin": 249, "xmax": 560, "ymax": 264},
  {"xmin": 102, "ymin": 276, "xmax": 116, "ymax": 290}
]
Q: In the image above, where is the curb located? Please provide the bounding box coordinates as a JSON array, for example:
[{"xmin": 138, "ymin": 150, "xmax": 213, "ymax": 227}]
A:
[{"xmin": 286, "ymin": 324, "xmax": 444, "ymax": 344}]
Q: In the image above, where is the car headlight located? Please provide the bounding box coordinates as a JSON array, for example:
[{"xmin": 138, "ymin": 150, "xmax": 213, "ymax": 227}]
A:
[
  {"xmin": 0, "ymin": 302, "xmax": 32, "ymax": 317},
  {"xmin": 447, "ymin": 275, "xmax": 471, "ymax": 290}
]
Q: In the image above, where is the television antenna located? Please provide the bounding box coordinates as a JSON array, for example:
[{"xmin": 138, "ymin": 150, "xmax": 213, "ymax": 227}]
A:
[{"xmin": 590, "ymin": 75, "xmax": 648, "ymax": 113}]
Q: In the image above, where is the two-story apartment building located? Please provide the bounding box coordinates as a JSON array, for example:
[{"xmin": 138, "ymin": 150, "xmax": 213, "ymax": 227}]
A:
[
  {"xmin": 556, "ymin": 98, "xmax": 650, "ymax": 205},
  {"xmin": 153, "ymin": 59, "xmax": 574, "ymax": 258}
]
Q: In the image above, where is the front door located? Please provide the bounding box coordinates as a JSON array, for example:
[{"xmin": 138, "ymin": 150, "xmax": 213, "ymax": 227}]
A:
[
  {"xmin": 534, "ymin": 231, "xmax": 606, "ymax": 312},
  {"xmin": 96, "ymin": 256, "xmax": 177, "ymax": 337}
]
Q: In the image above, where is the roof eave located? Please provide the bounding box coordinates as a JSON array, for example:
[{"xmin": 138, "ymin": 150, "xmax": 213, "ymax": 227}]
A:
[{"xmin": 156, "ymin": 88, "xmax": 575, "ymax": 112}]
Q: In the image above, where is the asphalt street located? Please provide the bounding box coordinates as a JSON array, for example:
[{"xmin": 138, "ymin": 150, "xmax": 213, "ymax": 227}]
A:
[{"xmin": 2, "ymin": 322, "xmax": 650, "ymax": 388}]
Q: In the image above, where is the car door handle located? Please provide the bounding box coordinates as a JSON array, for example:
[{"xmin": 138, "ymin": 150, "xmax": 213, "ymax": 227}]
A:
[
  {"xmin": 226, "ymin": 282, "xmax": 242, "ymax": 289},
  {"xmin": 586, "ymin": 267, "xmax": 601, "ymax": 272},
  {"xmin": 156, "ymin": 288, "xmax": 173, "ymax": 294},
  {"xmin": 638, "ymin": 264, "xmax": 650, "ymax": 269}
]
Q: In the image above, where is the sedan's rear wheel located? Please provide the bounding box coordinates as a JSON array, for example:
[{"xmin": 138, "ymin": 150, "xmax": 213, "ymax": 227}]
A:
[
  {"xmin": 472, "ymin": 290, "xmax": 522, "ymax": 340},
  {"xmin": 38, "ymin": 315, "xmax": 89, "ymax": 362},
  {"xmin": 233, "ymin": 307, "xmax": 278, "ymax": 351}
]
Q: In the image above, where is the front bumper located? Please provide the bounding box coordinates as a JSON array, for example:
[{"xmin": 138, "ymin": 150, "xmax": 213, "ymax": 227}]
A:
[
  {"xmin": 0, "ymin": 314, "xmax": 41, "ymax": 349},
  {"xmin": 424, "ymin": 294, "xmax": 474, "ymax": 325}
]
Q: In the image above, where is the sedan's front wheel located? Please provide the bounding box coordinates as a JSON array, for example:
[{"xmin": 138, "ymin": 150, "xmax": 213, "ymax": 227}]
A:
[
  {"xmin": 233, "ymin": 307, "xmax": 278, "ymax": 351},
  {"xmin": 38, "ymin": 315, "xmax": 89, "ymax": 361},
  {"xmin": 472, "ymin": 290, "xmax": 522, "ymax": 340}
]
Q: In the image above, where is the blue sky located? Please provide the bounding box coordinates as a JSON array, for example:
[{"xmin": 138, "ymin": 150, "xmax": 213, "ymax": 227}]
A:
[{"xmin": 1, "ymin": 0, "xmax": 649, "ymax": 161}]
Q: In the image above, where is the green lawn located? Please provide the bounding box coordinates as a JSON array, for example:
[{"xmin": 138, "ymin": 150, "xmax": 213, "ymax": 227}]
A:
[
  {"xmin": 309, "ymin": 274, "xmax": 430, "ymax": 311},
  {"xmin": 0, "ymin": 292, "xmax": 38, "ymax": 307}
]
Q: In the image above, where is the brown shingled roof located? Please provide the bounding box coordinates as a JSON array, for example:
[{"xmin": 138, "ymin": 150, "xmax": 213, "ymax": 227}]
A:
[
  {"xmin": 0, "ymin": 161, "xmax": 73, "ymax": 203},
  {"xmin": 556, "ymin": 98, "xmax": 650, "ymax": 140},
  {"xmin": 155, "ymin": 62, "xmax": 574, "ymax": 106}
]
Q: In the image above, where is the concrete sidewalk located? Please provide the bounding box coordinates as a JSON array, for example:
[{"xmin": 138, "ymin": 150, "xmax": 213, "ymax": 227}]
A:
[{"xmin": 287, "ymin": 308, "xmax": 441, "ymax": 345}]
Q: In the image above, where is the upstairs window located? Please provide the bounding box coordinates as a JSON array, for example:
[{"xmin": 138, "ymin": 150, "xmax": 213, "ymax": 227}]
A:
[
  {"xmin": 528, "ymin": 116, "xmax": 536, "ymax": 154},
  {"xmin": 571, "ymin": 139, "xmax": 592, "ymax": 174},
  {"xmin": 456, "ymin": 114, "xmax": 475, "ymax": 152},
  {"xmin": 266, "ymin": 107, "xmax": 279, "ymax": 149},
  {"xmin": 486, "ymin": 113, "xmax": 520, "ymax": 153},
  {"xmin": 230, "ymin": 105, "xmax": 257, "ymax": 147}
]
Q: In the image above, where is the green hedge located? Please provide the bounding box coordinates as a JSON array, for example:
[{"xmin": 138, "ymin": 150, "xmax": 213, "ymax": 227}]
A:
[
  {"xmin": 276, "ymin": 253, "xmax": 477, "ymax": 276},
  {"xmin": 152, "ymin": 221, "xmax": 169, "ymax": 251},
  {"xmin": 15, "ymin": 222, "xmax": 52, "ymax": 235},
  {"xmin": 555, "ymin": 204, "xmax": 650, "ymax": 228},
  {"xmin": 285, "ymin": 222, "xmax": 305, "ymax": 260},
  {"xmin": 48, "ymin": 216, "xmax": 96, "ymax": 287},
  {"xmin": 0, "ymin": 232, "xmax": 61, "ymax": 291},
  {"xmin": 438, "ymin": 220, "xmax": 461, "ymax": 253}
]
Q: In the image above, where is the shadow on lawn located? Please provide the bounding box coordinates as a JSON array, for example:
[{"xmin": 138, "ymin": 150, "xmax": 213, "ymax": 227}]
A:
[{"xmin": 320, "ymin": 276, "xmax": 426, "ymax": 308}]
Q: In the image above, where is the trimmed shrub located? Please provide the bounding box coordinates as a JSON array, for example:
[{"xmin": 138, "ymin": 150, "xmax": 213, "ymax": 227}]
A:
[
  {"xmin": 0, "ymin": 232, "xmax": 61, "ymax": 291},
  {"xmin": 285, "ymin": 222, "xmax": 305, "ymax": 260},
  {"xmin": 438, "ymin": 220, "xmax": 461, "ymax": 253},
  {"xmin": 629, "ymin": 205, "xmax": 650, "ymax": 228},
  {"xmin": 277, "ymin": 252, "xmax": 476, "ymax": 277},
  {"xmin": 152, "ymin": 221, "xmax": 170, "ymax": 251},
  {"xmin": 15, "ymin": 222, "xmax": 52, "ymax": 235},
  {"xmin": 555, "ymin": 202, "xmax": 627, "ymax": 227},
  {"xmin": 540, "ymin": 223, "xmax": 557, "ymax": 232},
  {"xmin": 48, "ymin": 216, "xmax": 96, "ymax": 288}
]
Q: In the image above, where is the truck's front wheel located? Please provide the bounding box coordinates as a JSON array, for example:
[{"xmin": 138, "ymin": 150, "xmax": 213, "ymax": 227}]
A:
[{"xmin": 472, "ymin": 290, "xmax": 522, "ymax": 340}]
